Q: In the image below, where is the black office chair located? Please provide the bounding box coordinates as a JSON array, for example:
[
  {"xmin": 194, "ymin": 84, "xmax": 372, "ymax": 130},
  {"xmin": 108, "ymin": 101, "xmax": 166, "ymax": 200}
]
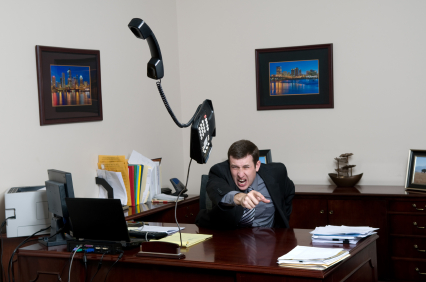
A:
[{"xmin": 199, "ymin": 175, "xmax": 212, "ymax": 210}]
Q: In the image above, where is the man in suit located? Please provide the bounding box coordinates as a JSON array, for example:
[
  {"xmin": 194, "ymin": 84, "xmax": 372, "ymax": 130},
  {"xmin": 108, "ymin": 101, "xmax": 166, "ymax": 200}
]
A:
[{"xmin": 196, "ymin": 140, "xmax": 295, "ymax": 229}]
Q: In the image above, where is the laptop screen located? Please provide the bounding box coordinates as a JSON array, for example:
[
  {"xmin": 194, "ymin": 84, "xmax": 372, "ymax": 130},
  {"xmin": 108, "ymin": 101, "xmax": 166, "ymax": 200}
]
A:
[{"xmin": 65, "ymin": 198, "xmax": 131, "ymax": 242}]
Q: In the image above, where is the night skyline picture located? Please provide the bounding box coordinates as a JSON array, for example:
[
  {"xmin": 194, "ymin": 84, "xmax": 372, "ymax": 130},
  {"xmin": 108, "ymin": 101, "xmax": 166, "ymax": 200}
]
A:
[
  {"xmin": 269, "ymin": 59, "xmax": 319, "ymax": 96},
  {"xmin": 50, "ymin": 65, "xmax": 92, "ymax": 107}
]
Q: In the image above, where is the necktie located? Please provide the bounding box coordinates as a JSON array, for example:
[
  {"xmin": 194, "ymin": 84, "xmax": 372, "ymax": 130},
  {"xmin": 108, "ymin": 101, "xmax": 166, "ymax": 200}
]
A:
[{"xmin": 239, "ymin": 187, "xmax": 255, "ymax": 227}]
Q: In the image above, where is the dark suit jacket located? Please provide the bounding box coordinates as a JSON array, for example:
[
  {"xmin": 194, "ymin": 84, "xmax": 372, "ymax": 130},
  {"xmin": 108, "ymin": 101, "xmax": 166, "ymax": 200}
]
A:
[{"xmin": 195, "ymin": 160, "xmax": 295, "ymax": 229}]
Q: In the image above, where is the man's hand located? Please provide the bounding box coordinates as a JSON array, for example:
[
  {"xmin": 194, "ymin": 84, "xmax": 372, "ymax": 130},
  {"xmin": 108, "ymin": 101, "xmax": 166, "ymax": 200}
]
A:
[{"xmin": 233, "ymin": 191, "xmax": 270, "ymax": 209}]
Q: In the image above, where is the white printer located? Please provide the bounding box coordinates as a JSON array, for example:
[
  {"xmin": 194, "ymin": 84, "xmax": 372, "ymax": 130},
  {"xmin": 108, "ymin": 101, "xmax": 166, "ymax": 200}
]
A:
[{"xmin": 5, "ymin": 186, "xmax": 52, "ymax": 238}]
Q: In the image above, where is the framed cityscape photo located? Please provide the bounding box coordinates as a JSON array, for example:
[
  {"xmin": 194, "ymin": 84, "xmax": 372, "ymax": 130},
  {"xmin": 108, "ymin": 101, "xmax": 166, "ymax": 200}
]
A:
[
  {"xmin": 255, "ymin": 44, "xmax": 333, "ymax": 110},
  {"xmin": 405, "ymin": 149, "xmax": 426, "ymax": 191},
  {"xmin": 36, "ymin": 46, "xmax": 103, "ymax": 125}
]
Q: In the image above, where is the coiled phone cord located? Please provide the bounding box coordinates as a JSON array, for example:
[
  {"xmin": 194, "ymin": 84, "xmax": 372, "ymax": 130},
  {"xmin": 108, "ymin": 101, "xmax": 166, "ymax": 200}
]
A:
[{"xmin": 156, "ymin": 80, "xmax": 201, "ymax": 128}]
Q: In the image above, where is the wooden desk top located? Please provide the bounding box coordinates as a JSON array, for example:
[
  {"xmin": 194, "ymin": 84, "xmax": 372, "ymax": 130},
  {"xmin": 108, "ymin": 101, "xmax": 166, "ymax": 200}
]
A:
[
  {"xmin": 295, "ymin": 184, "xmax": 426, "ymax": 197},
  {"xmin": 124, "ymin": 194, "xmax": 199, "ymax": 221},
  {"xmin": 18, "ymin": 223, "xmax": 378, "ymax": 279}
]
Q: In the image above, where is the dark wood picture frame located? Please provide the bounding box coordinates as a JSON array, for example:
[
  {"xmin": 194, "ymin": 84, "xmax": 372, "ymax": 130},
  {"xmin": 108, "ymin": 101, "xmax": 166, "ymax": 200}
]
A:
[
  {"xmin": 405, "ymin": 149, "xmax": 426, "ymax": 191},
  {"xmin": 256, "ymin": 44, "xmax": 333, "ymax": 110},
  {"xmin": 36, "ymin": 45, "xmax": 103, "ymax": 125},
  {"xmin": 259, "ymin": 149, "xmax": 272, "ymax": 164}
]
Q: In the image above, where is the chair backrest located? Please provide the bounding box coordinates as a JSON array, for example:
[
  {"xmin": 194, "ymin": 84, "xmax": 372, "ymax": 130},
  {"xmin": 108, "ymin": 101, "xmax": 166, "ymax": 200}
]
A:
[{"xmin": 199, "ymin": 174, "xmax": 212, "ymax": 210}]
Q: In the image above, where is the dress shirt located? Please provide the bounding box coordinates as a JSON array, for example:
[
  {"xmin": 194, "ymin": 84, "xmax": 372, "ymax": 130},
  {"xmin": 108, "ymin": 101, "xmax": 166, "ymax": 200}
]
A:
[{"xmin": 220, "ymin": 174, "xmax": 275, "ymax": 227}]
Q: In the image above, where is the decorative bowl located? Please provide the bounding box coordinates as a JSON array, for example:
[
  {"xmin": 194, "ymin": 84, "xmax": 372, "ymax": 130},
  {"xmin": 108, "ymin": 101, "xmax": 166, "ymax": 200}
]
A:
[{"xmin": 328, "ymin": 173, "xmax": 363, "ymax": 187}]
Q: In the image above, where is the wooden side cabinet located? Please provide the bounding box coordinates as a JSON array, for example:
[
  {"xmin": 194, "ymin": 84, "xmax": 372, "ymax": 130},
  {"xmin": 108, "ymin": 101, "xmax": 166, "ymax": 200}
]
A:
[
  {"xmin": 289, "ymin": 185, "xmax": 426, "ymax": 281},
  {"xmin": 389, "ymin": 198, "xmax": 426, "ymax": 281},
  {"xmin": 289, "ymin": 198, "xmax": 327, "ymax": 228}
]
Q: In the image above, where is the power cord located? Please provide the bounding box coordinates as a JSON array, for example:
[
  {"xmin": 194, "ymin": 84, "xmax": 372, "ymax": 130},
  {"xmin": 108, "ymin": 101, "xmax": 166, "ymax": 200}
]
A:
[
  {"xmin": 0, "ymin": 217, "xmax": 15, "ymax": 282},
  {"xmin": 83, "ymin": 252, "xmax": 88, "ymax": 282},
  {"xmin": 68, "ymin": 245, "xmax": 82, "ymax": 282},
  {"xmin": 59, "ymin": 251, "xmax": 75, "ymax": 282},
  {"xmin": 89, "ymin": 252, "xmax": 107, "ymax": 282},
  {"xmin": 137, "ymin": 225, "xmax": 150, "ymax": 242},
  {"xmin": 8, "ymin": 225, "xmax": 51, "ymax": 282},
  {"xmin": 41, "ymin": 227, "xmax": 64, "ymax": 242},
  {"xmin": 103, "ymin": 251, "xmax": 124, "ymax": 282},
  {"xmin": 174, "ymin": 158, "xmax": 192, "ymax": 247},
  {"xmin": 5, "ymin": 224, "xmax": 63, "ymax": 281}
]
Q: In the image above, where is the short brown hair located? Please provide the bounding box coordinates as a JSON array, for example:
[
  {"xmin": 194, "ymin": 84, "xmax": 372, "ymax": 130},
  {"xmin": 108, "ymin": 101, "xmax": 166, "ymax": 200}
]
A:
[{"xmin": 228, "ymin": 140, "xmax": 259, "ymax": 165}]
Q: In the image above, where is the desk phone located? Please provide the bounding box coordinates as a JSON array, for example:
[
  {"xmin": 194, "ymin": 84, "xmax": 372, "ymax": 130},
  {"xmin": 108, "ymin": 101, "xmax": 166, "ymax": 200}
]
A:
[{"xmin": 190, "ymin": 99, "xmax": 216, "ymax": 164}]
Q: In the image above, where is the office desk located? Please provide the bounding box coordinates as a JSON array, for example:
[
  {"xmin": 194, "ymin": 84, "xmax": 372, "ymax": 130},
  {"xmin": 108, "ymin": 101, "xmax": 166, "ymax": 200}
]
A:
[
  {"xmin": 17, "ymin": 224, "xmax": 378, "ymax": 282},
  {"xmin": 0, "ymin": 195, "xmax": 200, "ymax": 281},
  {"xmin": 125, "ymin": 194, "xmax": 200, "ymax": 223}
]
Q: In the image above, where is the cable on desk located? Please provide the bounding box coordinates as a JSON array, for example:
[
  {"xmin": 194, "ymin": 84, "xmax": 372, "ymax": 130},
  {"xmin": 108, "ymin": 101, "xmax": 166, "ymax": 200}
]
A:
[
  {"xmin": 59, "ymin": 251, "xmax": 75, "ymax": 282},
  {"xmin": 174, "ymin": 158, "xmax": 192, "ymax": 247},
  {"xmin": 83, "ymin": 251, "xmax": 88, "ymax": 282},
  {"xmin": 137, "ymin": 225, "xmax": 150, "ymax": 242},
  {"xmin": 40, "ymin": 227, "xmax": 64, "ymax": 241},
  {"xmin": 83, "ymin": 248, "xmax": 95, "ymax": 282},
  {"xmin": 68, "ymin": 245, "xmax": 82, "ymax": 282},
  {"xmin": 8, "ymin": 225, "xmax": 51, "ymax": 282},
  {"xmin": 89, "ymin": 252, "xmax": 107, "ymax": 282},
  {"xmin": 0, "ymin": 217, "xmax": 15, "ymax": 282},
  {"xmin": 103, "ymin": 251, "xmax": 124, "ymax": 282}
]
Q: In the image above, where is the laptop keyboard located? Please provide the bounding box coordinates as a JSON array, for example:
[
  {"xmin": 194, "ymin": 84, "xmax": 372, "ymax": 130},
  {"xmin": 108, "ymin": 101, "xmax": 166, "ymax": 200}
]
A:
[{"xmin": 128, "ymin": 230, "xmax": 168, "ymax": 240}]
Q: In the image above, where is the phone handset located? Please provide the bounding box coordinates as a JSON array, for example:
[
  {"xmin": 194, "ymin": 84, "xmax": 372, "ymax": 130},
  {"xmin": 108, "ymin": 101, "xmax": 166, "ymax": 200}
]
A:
[{"xmin": 128, "ymin": 18, "xmax": 164, "ymax": 79}]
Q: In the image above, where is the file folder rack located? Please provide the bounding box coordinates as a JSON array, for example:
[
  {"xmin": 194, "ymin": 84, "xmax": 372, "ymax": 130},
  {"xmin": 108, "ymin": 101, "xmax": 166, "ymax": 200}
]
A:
[{"xmin": 95, "ymin": 177, "xmax": 114, "ymax": 199}]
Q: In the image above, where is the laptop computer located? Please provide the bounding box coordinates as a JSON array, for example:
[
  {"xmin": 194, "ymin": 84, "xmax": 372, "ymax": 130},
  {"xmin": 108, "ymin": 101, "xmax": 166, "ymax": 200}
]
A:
[{"xmin": 65, "ymin": 198, "xmax": 143, "ymax": 248}]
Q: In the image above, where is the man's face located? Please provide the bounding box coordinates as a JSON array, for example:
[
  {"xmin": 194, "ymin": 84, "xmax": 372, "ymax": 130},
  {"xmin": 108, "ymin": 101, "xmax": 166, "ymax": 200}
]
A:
[{"xmin": 229, "ymin": 155, "xmax": 261, "ymax": 191}]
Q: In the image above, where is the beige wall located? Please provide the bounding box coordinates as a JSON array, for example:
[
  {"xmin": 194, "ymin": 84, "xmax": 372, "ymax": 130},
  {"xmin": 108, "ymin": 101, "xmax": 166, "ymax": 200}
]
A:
[
  {"xmin": 176, "ymin": 0, "xmax": 426, "ymax": 191},
  {"xmin": 0, "ymin": 0, "xmax": 186, "ymax": 220},
  {"xmin": 1, "ymin": 1, "xmax": 425, "ymax": 222}
]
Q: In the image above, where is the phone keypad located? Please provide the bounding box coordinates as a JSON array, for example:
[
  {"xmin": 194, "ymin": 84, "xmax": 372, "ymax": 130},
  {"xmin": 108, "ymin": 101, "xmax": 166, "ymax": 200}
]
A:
[{"xmin": 197, "ymin": 113, "xmax": 211, "ymax": 158}]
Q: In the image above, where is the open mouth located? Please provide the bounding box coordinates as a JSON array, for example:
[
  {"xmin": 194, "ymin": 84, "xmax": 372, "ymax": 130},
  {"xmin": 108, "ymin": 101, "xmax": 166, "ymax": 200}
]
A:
[{"xmin": 237, "ymin": 179, "xmax": 247, "ymax": 187}]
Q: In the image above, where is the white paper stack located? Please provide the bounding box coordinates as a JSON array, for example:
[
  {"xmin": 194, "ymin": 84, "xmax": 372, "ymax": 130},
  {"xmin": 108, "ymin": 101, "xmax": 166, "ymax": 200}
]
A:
[
  {"xmin": 277, "ymin": 246, "xmax": 350, "ymax": 270},
  {"xmin": 153, "ymin": 194, "xmax": 185, "ymax": 201},
  {"xmin": 127, "ymin": 225, "xmax": 185, "ymax": 235},
  {"xmin": 310, "ymin": 225, "xmax": 378, "ymax": 245}
]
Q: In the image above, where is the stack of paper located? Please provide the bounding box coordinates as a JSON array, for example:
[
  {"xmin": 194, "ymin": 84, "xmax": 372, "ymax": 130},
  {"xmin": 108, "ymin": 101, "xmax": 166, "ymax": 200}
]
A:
[
  {"xmin": 153, "ymin": 194, "xmax": 185, "ymax": 202},
  {"xmin": 132, "ymin": 225, "xmax": 184, "ymax": 235},
  {"xmin": 310, "ymin": 225, "xmax": 378, "ymax": 245},
  {"xmin": 277, "ymin": 246, "xmax": 350, "ymax": 270}
]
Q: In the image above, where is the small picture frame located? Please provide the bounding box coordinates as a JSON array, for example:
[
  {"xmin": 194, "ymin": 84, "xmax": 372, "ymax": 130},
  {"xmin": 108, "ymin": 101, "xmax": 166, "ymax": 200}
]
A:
[
  {"xmin": 255, "ymin": 44, "xmax": 333, "ymax": 110},
  {"xmin": 405, "ymin": 149, "xmax": 426, "ymax": 191},
  {"xmin": 259, "ymin": 149, "xmax": 272, "ymax": 164},
  {"xmin": 36, "ymin": 45, "xmax": 103, "ymax": 125}
]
